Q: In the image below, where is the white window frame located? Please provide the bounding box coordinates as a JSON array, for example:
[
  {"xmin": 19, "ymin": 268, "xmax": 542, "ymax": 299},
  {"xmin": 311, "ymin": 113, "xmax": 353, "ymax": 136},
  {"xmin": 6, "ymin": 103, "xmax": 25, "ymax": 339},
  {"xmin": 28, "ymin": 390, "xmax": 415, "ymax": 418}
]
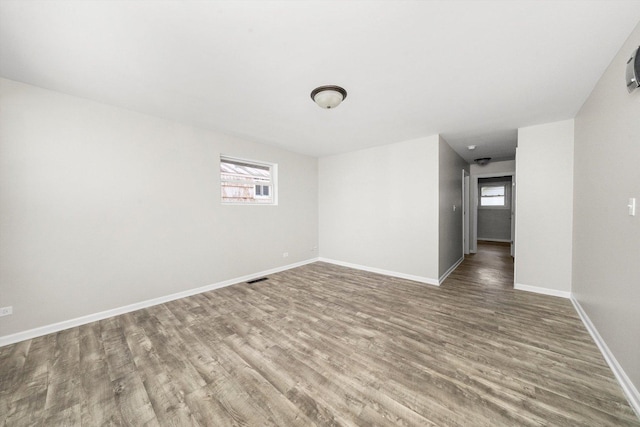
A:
[
  {"xmin": 478, "ymin": 182, "xmax": 510, "ymax": 209},
  {"xmin": 220, "ymin": 155, "xmax": 278, "ymax": 205}
]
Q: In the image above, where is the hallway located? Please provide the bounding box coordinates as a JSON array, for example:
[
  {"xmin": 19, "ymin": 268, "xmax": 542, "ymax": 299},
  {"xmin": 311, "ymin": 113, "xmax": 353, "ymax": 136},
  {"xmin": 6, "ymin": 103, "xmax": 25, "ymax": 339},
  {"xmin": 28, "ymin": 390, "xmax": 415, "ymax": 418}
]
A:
[{"xmin": 447, "ymin": 241, "xmax": 514, "ymax": 290}]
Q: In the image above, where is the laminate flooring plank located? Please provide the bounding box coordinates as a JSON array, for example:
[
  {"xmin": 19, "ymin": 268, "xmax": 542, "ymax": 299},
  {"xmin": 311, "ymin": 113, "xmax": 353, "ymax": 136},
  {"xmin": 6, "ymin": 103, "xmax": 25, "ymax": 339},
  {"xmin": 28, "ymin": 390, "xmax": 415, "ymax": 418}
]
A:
[
  {"xmin": 47, "ymin": 327, "xmax": 80, "ymax": 382},
  {"xmin": 226, "ymin": 307, "xmax": 448, "ymax": 425},
  {"xmin": 214, "ymin": 340, "xmax": 315, "ymax": 427},
  {"xmin": 248, "ymin": 282, "xmax": 544, "ymax": 426},
  {"xmin": 1, "ymin": 382, "xmax": 48, "ymax": 426},
  {"xmin": 1, "ymin": 336, "xmax": 49, "ymax": 422},
  {"xmin": 79, "ymin": 360, "xmax": 125, "ymax": 426},
  {"xmin": 190, "ymin": 321, "xmax": 319, "ymax": 425},
  {"xmin": 101, "ymin": 317, "xmax": 136, "ymax": 382},
  {"xmin": 220, "ymin": 335, "xmax": 345, "ymax": 426},
  {"xmin": 389, "ymin": 325, "xmax": 627, "ymax": 420},
  {"xmin": 147, "ymin": 304, "xmax": 221, "ymax": 388},
  {"xmin": 111, "ymin": 370, "xmax": 159, "ymax": 426},
  {"xmin": 191, "ymin": 320, "xmax": 340, "ymax": 425},
  {"xmin": 78, "ymin": 321, "xmax": 107, "ymax": 373},
  {"xmin": 42, "ymin": 402, "xmax": 82, "ymax": 426},
  {"xmin": 227, "ymin": 330, "xmax": 442, "ymax": 427},
  {"xmin": 0, "ymin": 340, "xmax": 30, "ymax": 387},
  {"xmin": 263, "ymin": 306, "xmax": 536, "ymax": 426},
  {"xmin": 44, "ymin": 376, "xmax": 81, "ymax": 413},
  {"xmin": 278, "ymin": 264, "xmax": 636, "ymax": 424},
  {"xmin": 183, "ymin": 385, "xmax": 242, "ymax": 427},
  {"xmin": 118, "ymin": 313, "xmax": 187, "ymax": 417}
]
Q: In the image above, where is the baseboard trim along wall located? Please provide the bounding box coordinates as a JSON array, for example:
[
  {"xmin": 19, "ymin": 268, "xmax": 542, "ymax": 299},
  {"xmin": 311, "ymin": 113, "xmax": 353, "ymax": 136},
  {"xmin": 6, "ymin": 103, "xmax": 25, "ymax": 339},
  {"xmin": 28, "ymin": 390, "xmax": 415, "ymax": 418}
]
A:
[
  {"xmin": 439, "ymin": 256, "xmax": 464, "ymax": 284},
  {"xmin": 514, "ymin": 283, "xmax": 571, "ymax": 299},
  {"xmin": 318, "ymin": 257, "xmax": 439, "ymax": 286},
  {"xmin": 0, "ymin": 258, "xmax": 319, "ymax": 347},
  {"xmin": 570, "ymin": 296, "xmax": 640, "ymax": 418},
  {"xmin": 515, "ymin": 284, "xmax": 639, "ymax": 415},
  {"xmin": 477, "ymin": 238, "xmax": 511, "ymax": 243}
]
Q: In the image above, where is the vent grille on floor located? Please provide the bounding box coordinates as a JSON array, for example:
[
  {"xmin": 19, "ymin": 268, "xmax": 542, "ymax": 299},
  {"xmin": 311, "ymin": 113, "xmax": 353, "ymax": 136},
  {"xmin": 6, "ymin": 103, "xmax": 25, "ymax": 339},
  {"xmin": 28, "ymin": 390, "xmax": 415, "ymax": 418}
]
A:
[{"xmin": 246, "ymin": 277, "xmax": 269, "ymax": 284}]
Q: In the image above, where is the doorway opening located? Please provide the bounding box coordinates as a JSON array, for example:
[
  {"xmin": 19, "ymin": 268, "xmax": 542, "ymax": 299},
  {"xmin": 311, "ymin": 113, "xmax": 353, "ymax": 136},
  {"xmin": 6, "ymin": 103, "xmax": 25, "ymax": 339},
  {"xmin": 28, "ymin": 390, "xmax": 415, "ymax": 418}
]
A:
[
  {"xmin": 470, "ymin": 171, "xmax": 516, "ymax": 256},
  {"xmin": 477, "ymin": 176, "xmax": 512, "ymax": 246}
]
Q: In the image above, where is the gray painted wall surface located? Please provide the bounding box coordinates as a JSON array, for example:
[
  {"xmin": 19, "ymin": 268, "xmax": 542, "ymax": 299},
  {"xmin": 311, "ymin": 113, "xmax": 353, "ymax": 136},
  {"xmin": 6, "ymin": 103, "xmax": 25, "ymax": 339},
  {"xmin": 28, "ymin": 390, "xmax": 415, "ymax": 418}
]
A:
[
  {"xmin": 0, "ymin": 78, "xmax": 319, "ymax": 337},
  {"xmin": 319, "ymin": 136, "xmax": 439, "ymax": 282},
  {"xmin": 477, "ymin": 209, "xmax": 511, "ymax": 240},
  {"xmin": 515, "ymin": 119, "xmax": 574, "ymax": 294},
  {"xmin": 438, "ymin": 137, "xmax": 469, "ymax": 278},
  {"xmin": 573, "ymin": 22, "xmax": 640, "ymax": 390}
]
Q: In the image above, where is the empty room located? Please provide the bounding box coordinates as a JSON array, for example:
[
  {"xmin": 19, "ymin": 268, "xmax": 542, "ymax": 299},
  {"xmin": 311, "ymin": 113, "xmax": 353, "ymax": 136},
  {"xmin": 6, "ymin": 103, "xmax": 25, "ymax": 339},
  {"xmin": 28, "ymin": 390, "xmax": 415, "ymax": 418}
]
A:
[{"xmin": 1, "ymin": 1, "xmax": 639, "ymax": 425}]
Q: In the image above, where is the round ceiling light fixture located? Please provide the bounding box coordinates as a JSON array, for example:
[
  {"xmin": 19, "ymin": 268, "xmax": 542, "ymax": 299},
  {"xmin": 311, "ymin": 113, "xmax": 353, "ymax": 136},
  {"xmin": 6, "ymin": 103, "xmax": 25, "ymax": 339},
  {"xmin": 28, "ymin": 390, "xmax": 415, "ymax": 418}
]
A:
[{"xmin": 310, "ymin": 85, "xmax": 347, "ymax": 109}]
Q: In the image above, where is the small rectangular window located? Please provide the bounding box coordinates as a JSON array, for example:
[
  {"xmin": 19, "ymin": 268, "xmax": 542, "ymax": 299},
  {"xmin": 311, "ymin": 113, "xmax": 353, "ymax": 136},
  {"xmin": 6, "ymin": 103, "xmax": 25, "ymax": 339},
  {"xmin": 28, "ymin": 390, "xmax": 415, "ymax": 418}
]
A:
[
  {"xmin": 480, "ymin": 184, "xmax": 506, "ymax": 207},
  {"xmin": 221, "ymin": 156, "xmax": 276, "ymax": 205},
  {"xmin": 254, "ymin": 184, "xmax": 270, "ymax": 198}
]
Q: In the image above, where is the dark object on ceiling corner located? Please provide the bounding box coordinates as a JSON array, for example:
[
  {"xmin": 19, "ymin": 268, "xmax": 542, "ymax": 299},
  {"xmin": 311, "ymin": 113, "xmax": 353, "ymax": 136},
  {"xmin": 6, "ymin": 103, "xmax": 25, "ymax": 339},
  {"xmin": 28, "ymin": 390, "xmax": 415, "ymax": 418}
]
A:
[
  {"xmin": 474, "ymin": 157, "xmax": 492, "ymax": 166},
  {"xmin": 626, "ymin": 45, "xmax": 640, "ymax": 93}
]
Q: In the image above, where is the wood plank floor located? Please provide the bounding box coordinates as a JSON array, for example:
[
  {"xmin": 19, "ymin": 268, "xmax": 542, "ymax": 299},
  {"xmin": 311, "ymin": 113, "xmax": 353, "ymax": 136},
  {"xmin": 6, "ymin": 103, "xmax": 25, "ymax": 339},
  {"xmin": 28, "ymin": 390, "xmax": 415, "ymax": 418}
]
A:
[{"xmin": 1, "ymin": 242, "xmax": 638, "ymax": 426}]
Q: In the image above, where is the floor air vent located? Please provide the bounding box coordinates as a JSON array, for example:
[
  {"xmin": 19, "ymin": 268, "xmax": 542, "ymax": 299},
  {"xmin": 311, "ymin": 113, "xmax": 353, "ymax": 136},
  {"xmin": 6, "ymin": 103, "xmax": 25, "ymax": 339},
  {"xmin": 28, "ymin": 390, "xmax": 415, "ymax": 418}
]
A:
[{"xmin": 246, "ymin": 277, "xmax": 269, "ymax": 284}]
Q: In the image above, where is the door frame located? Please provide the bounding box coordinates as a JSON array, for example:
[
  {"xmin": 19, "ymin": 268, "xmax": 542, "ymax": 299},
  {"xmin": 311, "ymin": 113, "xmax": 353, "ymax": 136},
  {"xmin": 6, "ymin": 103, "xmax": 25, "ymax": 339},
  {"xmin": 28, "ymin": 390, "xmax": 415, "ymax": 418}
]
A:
[
  {"xmin": 462, "ymin": 170, "xmax": 470, "ymax": 255},
  {"xmin": 470, "ymin": 171, "xmax": 516, "ymax": 253}
]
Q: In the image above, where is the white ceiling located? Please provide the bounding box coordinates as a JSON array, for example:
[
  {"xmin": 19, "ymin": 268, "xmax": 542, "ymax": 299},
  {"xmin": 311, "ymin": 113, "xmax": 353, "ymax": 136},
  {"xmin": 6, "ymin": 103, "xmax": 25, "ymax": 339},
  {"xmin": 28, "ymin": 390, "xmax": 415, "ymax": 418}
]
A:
[{"xmin": 1, "ymin": 1, "xmax": 640, "ymax": 162}]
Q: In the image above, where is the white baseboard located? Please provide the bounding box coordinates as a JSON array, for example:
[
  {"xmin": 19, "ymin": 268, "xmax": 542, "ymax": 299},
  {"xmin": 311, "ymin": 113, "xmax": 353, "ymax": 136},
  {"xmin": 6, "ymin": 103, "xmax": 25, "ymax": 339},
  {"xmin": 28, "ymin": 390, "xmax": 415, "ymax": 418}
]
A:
[
  {"xmin": 0, "ymin": 258, "xmax": 319, "ymax": 347},
  {"xmin": 570, "ymin": 296, "xmax": 640, "ymax": 418},
  {"xmin": 318, "ymin": 257, "xmax": 439, "ymax": 286},
  {"xmin": 477, "ymin": 238, "xmax": 511, "ymax": 243},
  {"xmin": 514, "ymin": 283, "xmax": 571, "ymax": 298},
  {"xmin": 439, "ymin": 257, "xmax": 464, "ymax": 284}
]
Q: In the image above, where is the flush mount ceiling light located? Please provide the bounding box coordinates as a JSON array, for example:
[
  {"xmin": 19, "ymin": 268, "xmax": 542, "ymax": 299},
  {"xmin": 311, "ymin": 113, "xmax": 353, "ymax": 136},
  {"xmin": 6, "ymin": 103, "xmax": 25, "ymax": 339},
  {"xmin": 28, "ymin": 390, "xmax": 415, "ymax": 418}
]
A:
[
  {"xmin": 467, "ymin": 145, "xmax": 477, "ymax": 150},
  {"xmin": 474, "ymin": 157, "xmax": 492, "ymax": 166},
  {"xmin": 310, "ymin": 85, "xmax": 347, "ymax": 109}
]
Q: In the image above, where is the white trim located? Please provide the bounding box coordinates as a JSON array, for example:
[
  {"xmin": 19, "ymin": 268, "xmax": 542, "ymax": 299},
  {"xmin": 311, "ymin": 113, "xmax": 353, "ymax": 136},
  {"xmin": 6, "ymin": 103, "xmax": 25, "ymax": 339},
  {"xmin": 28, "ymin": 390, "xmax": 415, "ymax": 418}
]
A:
[
  {"xmin": 0, "ymin": 258, "xmax": 319, "ymax": 347},
  {"xmin": 318, "ymin": 257, "xmax": 439, "ymax": 286},
  {"xmin": 439, "ymin": 256, "xmax": 464, "ymax": 284},
  {"xmin": 477, "ymin": 238, "xmax": 511, "ymax": 243},
  {"xmin": 570, "ymin": 296, "xmax": 640, "ymax": 418},
  {"xmin": 514, "ymin": 283, "xmax": 571, "ymax": 298}
]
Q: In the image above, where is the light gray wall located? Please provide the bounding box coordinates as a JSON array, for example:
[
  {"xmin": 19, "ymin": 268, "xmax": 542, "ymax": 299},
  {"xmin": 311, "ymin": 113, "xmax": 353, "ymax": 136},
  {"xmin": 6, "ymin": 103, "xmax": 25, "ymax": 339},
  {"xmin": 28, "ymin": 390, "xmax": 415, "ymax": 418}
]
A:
[
  {"xmin": 0, "ymin": 78, "xmax": 318, "ymax": 337},
  {"xmin": 477, "ymin": 209, "xmax": 511, "ymax": 241},
  {"xmin": 573, "ymin": 23, "xmax": 640, "ymax": 391},
  {"xmin": 319, "ymin": 136, "xmax": 439, "ymax": 282},
  {"xmin": 477, "ymin": 177, "xmax": 512, "ymax": 241},
  {"xmin": 515, "ymin": 119, "xmax": 574, "ymax": 294},
  {"xmin": 438, "ymin": 136, "xmax": 469, "ymax": 278}
]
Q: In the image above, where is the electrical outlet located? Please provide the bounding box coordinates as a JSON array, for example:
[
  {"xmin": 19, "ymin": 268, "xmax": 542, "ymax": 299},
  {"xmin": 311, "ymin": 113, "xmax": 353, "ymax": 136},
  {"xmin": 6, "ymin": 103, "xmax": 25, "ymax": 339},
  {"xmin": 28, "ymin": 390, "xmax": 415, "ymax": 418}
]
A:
[
  {"xmin": 283, "ymin": 252, "xmax": 289, "ymax": 258},
  {"xmin": 0, "ymin": 306, "xmax": 13, "ymax": 317}
]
